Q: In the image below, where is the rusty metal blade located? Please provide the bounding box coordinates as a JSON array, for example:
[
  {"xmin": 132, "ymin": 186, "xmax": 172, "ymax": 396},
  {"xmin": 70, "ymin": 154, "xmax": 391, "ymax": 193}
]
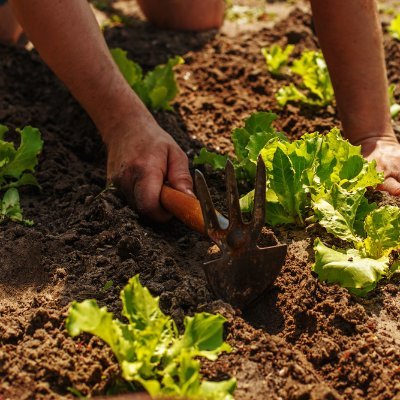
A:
[
  {"xmin": 251, "ymin": 156, "xmax": 266, "ymax": 242},
  {"xmin": 195, "ymin": 170, "xmax": 221, "ymax": 233},
  {"xmin": 225, "ymin": 160, "xmax": 243, "ymax": 227},
  {"xmin": 203, "ymin": 243, "xmax": 287, "ymax": 309}
]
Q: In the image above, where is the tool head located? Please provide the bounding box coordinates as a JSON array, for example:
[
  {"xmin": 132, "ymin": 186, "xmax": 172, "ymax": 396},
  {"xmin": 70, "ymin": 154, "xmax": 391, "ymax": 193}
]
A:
[{"xmin": 195, "ymin": 156, "xmax": 287, "ymax": 309}]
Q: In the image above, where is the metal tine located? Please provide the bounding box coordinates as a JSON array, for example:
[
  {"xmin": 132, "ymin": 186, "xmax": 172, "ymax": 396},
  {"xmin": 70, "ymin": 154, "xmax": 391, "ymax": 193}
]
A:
[
  {"xmin": 225, "ymin": 160, "xmax": 243, "ymax": 227},
  {"xmin": 194, "ymin": 170, "xmax": 222, "ymax": 235},
  {"xmin": 251, "ymin": 155, "xmax": 266, "ymax": 241}
]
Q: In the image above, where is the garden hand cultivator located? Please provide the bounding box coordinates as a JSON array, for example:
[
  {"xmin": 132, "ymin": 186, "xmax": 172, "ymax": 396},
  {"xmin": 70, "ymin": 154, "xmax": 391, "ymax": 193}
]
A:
[{"xmin": 161, "ymin": 156, "xmax": 287, "ymax": 308}]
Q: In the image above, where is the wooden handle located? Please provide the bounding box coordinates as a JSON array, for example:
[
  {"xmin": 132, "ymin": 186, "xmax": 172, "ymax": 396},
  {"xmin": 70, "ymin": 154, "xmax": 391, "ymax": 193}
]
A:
[{"xmin": 161, "ymin": 185, "xmax": 206, "ymax": 235}]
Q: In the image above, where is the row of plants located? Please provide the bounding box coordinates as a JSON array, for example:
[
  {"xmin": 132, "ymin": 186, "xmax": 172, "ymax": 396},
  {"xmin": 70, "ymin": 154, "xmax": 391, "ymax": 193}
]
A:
[
  {"xmin": 0, "ymin": 50, "xmax": 182, "ymax": 226},
  {"xmin": 7, "ymin": 37, "xmax": 399, "ymax": 226},
  {"xmin": 194, "ymin": 111, "xmax": 400, "ymax": 296},
  {"xmin": 261, "ymin": 44, "xmax": 400, "ymax": 117},
  {"xmin": 0, "ymin": 53, "xmax": 236, "ymax": 399},
  {"xmin": 4, "ymin": 43, "xmax": 400, "ymax": 399}
]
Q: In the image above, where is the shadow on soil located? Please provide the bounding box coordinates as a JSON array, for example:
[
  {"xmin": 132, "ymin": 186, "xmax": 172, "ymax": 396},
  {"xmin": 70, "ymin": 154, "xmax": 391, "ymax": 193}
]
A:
[{"xmin": 242, "ymin": 288, "xmax": 285, "ymax": 335}]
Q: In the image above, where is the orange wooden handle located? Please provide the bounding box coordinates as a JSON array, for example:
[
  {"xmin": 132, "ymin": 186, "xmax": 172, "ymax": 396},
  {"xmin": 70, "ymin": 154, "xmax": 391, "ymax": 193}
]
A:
[{"xmin": 160, "ymin": 185, "xmax": 206, "ymax": 235}]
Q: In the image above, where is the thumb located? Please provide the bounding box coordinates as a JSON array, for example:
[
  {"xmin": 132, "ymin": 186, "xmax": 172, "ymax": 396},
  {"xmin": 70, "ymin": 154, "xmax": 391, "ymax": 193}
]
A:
[{"xmin": 167, "ymin": 146, "xmax": 194, "ymax": 196}]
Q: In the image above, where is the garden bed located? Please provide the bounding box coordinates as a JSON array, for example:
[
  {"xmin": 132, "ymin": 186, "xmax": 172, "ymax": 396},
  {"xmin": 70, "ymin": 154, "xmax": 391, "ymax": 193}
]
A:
[{"xmin": 0, "ymin": 2, "xmax": 399, "ymax": 399}]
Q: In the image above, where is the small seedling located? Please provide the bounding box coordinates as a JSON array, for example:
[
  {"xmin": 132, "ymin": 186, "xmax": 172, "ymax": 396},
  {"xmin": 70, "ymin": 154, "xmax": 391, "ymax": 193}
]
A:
[
  {"xmin": 276, "ymin": 50, "xmax": 334, "ymax": 107},
  {"xmin": 0, "ymin": 125, "xmax": 43, "ymax": 225},
  {"xmin": 389, "ymin": 14, "xmax": 400, "ymax": 40},
  {"xmin": 111, "ymin": 48, "xmax": 184, "ymax": 111},
  {"xmin": 261, "ymin": 44, "xmax": 294, "ymax": 76},
  {"xmin": 101, "ymin": 280, "xmax": 114, "ymax": 292},
  {"xmin": 67, "ymin": 275, "xmax": 236, "ymax": 399}
]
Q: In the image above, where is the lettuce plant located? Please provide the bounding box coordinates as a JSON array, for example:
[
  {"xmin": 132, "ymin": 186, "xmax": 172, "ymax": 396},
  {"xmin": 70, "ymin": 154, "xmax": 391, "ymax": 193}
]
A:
[
  {"xmin": 67, "ymin": 275, "xmax": 236, "ymax": 399},
  {"xmin": 111, "ymin": 48, "xmax": 183, "ymax": 111},
  {"xmin": 313, "ymin": 205, "xmax": 400, "ymax": 295},
  {"xmin": 276, "ymin": 50, "xmax": 334, "ymax": 107},
  {"xmin": 261, "ymin": 44, "xmax": 294, "ymax": 76},
  {"xmin": 0, "ymin": 125, "xmax": 43, "ymax": 225},
  {"xmin": 389, "ymin": 84, "xmax": 400, "ymax": 118},
  {"xmin": 194, "ymin": 112, "xmax": 382, "ymax": 226},
  {"xmin": 389, "ymin": 14, "xmax": 400, "ymax": 40},
  {"xmin": 194, "ymin": 112, "xmax": 287, "ymax": 182}
]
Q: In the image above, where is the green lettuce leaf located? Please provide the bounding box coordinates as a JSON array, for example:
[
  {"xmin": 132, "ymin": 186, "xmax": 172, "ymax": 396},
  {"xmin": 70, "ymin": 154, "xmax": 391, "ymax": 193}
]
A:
[
  {"xmin": 199, "ymin": 379, "xmax": 237, "ymax": 400},
  {"xmin": 276, "ymin": 83, "xmax": 308, "ymax": 107},
  {"xmin": 261, "ymin": 44, "xmax": 294, "ymax": 76},
  {"xmin": 0, "ymin": 125, "xmax": 8, "ymax": 139},
  {"xmin": 195, "ymin": 111, "xmax": 285, "ymax": 180},
  {"xmin": 291, "ymin": 50, "xmax": 334, "ymax": 105},
  {"xmin": 353, "ymin": 196, "xmax": 377, "ymax": 238},
  {"xmin": 110, "ymin": 48, "xmax": 143, "ymax": 86},
  {"xmin": 193, "ymin": 148, "xmax": 228, "ymax": 170},
  {"xmin": 0, "ymin": 188, "xmax": 26, "ymax": 224},
  {"xmin": 111, "ymin": 48, "xmax": 183, "ymax": 111},
  {"xmin": 0, "ymin": 126, "xmax": 43, "ymax": 182},
  {"xmin": 313, "ymin": 238, "xmax": 389, "ymax": 296},
  {"xmin": 142, "ymin": 56, "xmax": 184, "ymax": 111},
  {"xmin": 269, "ymin": 145, "xmax": 298, "ymax": 222},
  {"xmin": 0, "ymin": 126, "xmax": 43, "ymax": 225},
  {"xmin": 389, "ymin": 84, "xmax": 400, "ymax": 118},
  {"xmin": 178, "ymin": 313, "xmax": 231, "ymax": 360},
  {"xmin": 231, "ymin": 127, "xmax": 250, "ymax": 162},
  {"xmin": 277, "ymin": 51, "xmax": 334, "ymax": 107},
  {"xmin": 389, "ymin": 14, "xmax": 400, "ymax": 40},
  {"xmin": 314, "ymin": 129, "xmax": 383, "ymax": 190},
  {"xmin": 362, "ymin": 206, "xmax": 400, "ymax": 258},
  {"xmin": 234, "ymin": 112, "xmax": 286, "ymax": 163},
  {"xmin": 121, "ymin": 275, "xmax": 166, "ymax": 328},
  {"xmin": 313, "ymin": 185, "xmax": 365, "ymax": 244}
]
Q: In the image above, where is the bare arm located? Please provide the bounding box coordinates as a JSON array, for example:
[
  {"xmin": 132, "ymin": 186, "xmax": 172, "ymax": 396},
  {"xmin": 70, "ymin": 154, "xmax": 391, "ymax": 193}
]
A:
[
  {"xmin": 10, "ymin": 0, "xmax": 193, "ymax": 220},
  {"xmin": 311, "ymin": 0, "xmax": 400, "ymax": 195}
]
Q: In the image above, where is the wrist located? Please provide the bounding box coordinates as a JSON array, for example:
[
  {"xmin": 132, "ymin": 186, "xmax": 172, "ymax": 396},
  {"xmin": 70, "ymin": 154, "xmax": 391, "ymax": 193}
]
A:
[
  {"xmin": 342, "ymin": 117, "xmax": 396, "ymax": 146},
  {"xmin": 350, "ymin": 132, "xmax": 398, "ymax": 146},
  {"xmin": 94, "ymin": 87, "xmax": 155, "ymax": 147}
]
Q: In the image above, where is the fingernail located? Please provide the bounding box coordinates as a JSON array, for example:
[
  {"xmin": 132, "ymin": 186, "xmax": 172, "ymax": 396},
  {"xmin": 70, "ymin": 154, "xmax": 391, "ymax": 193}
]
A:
[{"xmin": 185, "ymin": 189, "xmax": 196, "ymax": 197}]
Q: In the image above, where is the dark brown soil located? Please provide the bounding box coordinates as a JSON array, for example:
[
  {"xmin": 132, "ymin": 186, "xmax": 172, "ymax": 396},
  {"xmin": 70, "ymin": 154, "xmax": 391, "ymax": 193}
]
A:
[{"xmin": 1, "ymin": 3, "xmax": 400, "ymax": 400}]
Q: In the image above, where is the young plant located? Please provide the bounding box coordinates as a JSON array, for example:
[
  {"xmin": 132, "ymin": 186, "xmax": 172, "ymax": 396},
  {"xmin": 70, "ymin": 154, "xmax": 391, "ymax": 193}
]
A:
[
  {"xmin": 389, "ymin": 83, "xmax": 400, "ymax": 118},
  {"xmin": 194, "ymin": 111, "xmax": 287, "ymax": 182},
  {"xmin": 276, "ymin": 50, "xmax": 334, "ymax": 107},
  {"xmin": 111, "ymin": 48, "xmax": 184, "ymax": 111},
  {"xmin": 67, "ymin": 275, "xmax": 236, "ymax": 399},
  {"xmin": 388, "ymin": 14, "xmax": 400, "ymax": 40},
  {"xmin": 0, "ymin": 125, "xmax": 43, "ymax": 225},
  {"xmin": 261, "ymin": 44, "xmax": 294, "ymax": 76},
  {"xmin": 313, "ymin": 205, "xmax": 400, "ymax": 295}
]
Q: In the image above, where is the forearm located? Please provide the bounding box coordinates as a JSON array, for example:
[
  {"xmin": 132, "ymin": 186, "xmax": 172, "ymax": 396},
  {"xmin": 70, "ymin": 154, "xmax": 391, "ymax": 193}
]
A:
[
  {"xmin": 9, "ymin": 0, "xmax": 149, "ymax": 142},
  {"xmin": 310, "ymin": 0, "xmax": 395, "ymax": 143}
]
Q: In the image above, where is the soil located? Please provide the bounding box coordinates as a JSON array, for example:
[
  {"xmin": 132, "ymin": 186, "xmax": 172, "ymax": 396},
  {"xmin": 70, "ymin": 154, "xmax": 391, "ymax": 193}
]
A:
[{"xmin": 1, "ymin": 2, "xmax": 400, "ymax": 400}]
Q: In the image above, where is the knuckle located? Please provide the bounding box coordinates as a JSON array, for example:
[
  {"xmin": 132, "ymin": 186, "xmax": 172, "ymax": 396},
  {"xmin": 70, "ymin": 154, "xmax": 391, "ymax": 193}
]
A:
[{"xmin": 175, "ymin": 171, "xmax": 193, "ymax": 184}]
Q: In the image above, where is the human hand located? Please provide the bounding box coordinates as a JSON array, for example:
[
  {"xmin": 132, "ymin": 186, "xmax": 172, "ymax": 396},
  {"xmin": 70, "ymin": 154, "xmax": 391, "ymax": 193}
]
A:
[
  {"xmin": 104, "ymin": 115, "xmax": 193, "ymax": 222},
  {"xmin": 358, "ymin": 135, "xmax": 400, "ymax": 196}
]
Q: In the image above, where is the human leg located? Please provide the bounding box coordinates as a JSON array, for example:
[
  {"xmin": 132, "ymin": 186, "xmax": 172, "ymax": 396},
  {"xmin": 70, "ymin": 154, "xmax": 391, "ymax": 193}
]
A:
[
  {"xmin": 136, "ymin": 0, "xmax": 225, "ymax": 31},
  {"xmin": 0, "ymin": 1, "xmax": 24, "ymax": 45}
]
